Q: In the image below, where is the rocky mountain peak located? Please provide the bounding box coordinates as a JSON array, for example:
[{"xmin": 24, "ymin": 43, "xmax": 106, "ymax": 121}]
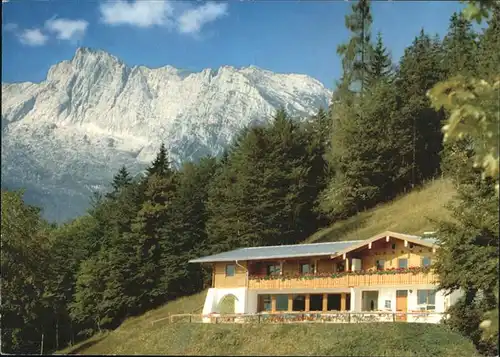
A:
[{"xmin": 1, "ymin": 48, "xmax": 331, "ymax": 222}]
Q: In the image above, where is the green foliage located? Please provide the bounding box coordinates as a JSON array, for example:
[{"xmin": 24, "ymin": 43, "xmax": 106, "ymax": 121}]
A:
[
  {"xmin": 429, "ymin": 3, "xmax": 500, "ymax": 194},
  {"xmin": 428, "ymin": 76, "xmax": 500, "ymax": 193},
  {"xmin": 445, "ymin": 293, "xmax": 498, "ymax": 356},
  {"xmin": 1, "ymin": 190, "xmax": 53, "ymax": 354},
  {"xmin": 206, "ymin": 109, "xmax": 328, "ymax": 251},
  {"xmin": 462, "ymin": 0, "xmax": 498, "ymax": 23},
  {"xmin": 110, "ymin": 165, "xmax": 132, "ymax": 194},
  {"xmin": 321, "ymin": 79, "xmax": 412, "ymax": 217},
  {"xmin": 336, "ymin": 0, "xmax": 372, "ymax": 94},
  {"xmin": 433, "ymin": 173, "xmax": 498, "ymax": 294},
  {"xmin": 365, "ymin": 32, "xmax": 393, "ymax": 89},
  {"xmin": 396, "ymin": 30, "xmax": 447, "ymax": 184},
  {"xmin": 146, "ymin": 142, "xmax": 172, "ymax": 177}
]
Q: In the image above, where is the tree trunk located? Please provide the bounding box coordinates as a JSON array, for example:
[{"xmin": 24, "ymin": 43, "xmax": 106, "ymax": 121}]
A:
[
  {"xmin": 55, "ymin": 317, "xmax": 59, "ymax": 350},
  {"xmin": 40, "ymin": 332, "xmax": 44, "ymax": 355}
]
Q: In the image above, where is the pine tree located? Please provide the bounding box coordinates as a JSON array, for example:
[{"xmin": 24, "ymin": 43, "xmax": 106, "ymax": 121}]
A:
[
  {"xmin": 111, "ymin": 165, "xmax": 132, "ymax": 192},
  {"xmin": 476, "ymin": 4, "xmax": 500, "ymax": 78},
  {"xmin": 396, "ymin": 29, "xmax": 447, "ymax": 186},
  {"xmin": 365, "ymin": 31, "xmax": 393, "ymax": 89},
  {"xmin": 433, "ymin": 148, "xmax": 499, "ymax": 355},
  {"xmin": 336, "ymin": 0, "xmax": 373, "ymax": 95},
  {"xmin": 207, "ymin": 110, "xmax": 325, "ymax": 251},
  {"xmin": 158, "ymin": 157, "xmax": 218, "ymax": 297},
  {"xmin": 443, "ymin": 12, "xmax": 478, "ymax": 77},
  {"xmin": 146, "ymin": 143, "xmax": 172, "ymax": 177}
]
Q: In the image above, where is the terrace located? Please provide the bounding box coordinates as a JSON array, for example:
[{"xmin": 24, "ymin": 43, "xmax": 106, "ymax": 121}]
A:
[{"xmin": 248, "ymin": 266, "xmax": 436, "ymax": 290}]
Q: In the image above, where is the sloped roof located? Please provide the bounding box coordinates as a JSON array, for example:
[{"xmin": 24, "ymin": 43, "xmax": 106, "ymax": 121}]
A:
[
  {"xmin": 189, "ymin": 231, "xmax": 438, "ymax": 264},
  {"xmin": 189, "ymin": 240, "xmax": 363, "ymax": 263}
]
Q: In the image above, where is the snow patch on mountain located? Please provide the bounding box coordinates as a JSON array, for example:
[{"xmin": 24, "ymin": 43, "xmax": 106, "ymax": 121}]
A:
[{"xmin": 1, "ymin": 47, "xmax": 331, "ymax": 222}]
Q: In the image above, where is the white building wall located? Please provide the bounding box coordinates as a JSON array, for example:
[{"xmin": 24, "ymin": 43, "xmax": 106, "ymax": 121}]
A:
[
  {"xmin": 202, "ymin": 287, "xmax": 249, "ymax": 322},
  {"xmin": 200, "ymin": 284, "xmax": 463, "ymax": 323},
  {"xmin": 351, "ymin": 287, "xmax": 362, "ymax": 312},
  {"xmin": 247, "ymin": 289, "xmax": 259, "ymax": 314}
]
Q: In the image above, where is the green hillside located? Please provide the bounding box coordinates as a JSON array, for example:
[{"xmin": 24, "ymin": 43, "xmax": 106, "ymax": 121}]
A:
[
  {"xmin": 306, "ymin": 178, "xmax": 456, "ymax": 243},
  {"xmin": 60, "ymin": 321, "xmax": 477, "ymax": 356},
  {"xmin": 56, "ymin": 179, "xmax": 470, "ymax": 356}
]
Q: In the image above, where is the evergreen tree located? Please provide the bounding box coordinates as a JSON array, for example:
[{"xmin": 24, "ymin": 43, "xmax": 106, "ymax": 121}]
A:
[
  {"xmin": 336, "ymin": 0, "xmax": 373, "ymax": 95},
  {"xmin": 365, "ymin": 31, "xmax": 393, "ymax": 89},
  {"xmin": 433, "ymin": 147, "xmax": 499, "ymax": 355},
  {"xmin": 396, "ymin": 29, "xmax": 447, "ymax": 186},
  {"xmin": 207, "ymin": 109, "xmax": 326, "ymax": 252},
  {"xmin": 475, "ymin": 5, "xmax": 500, "ymax": 78},
  {"xmin": 158, "ymin": 157, "xmax": 218, "ymax": 297},
  {"xmin": 146, "ymin": 143, "xmax": 172, "ymax": 177},
  {"xmin": 111, "ymin": 165, "xmax": 132, "ymax": 193},
  {"xmin": 320, "ymin": 80, "xmax": 412, "ymax": 217},
  {"xmin": 442, "ymin": 12, "xmax": 478, "ymax": 77}
]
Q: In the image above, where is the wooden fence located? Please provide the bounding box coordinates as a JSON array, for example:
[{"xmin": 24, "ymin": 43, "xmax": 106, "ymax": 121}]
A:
[{"xmin": 168, "ymin": 311, "xmax": 447, "ymax": 324}]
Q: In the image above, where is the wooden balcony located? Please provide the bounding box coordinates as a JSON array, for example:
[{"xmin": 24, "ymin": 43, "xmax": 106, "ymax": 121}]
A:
[{"xmin": 248, "ymin": 270, "xmax": 437, "ymax": 290}]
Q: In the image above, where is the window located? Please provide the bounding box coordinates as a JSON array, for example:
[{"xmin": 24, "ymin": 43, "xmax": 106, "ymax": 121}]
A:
[
  {"xmin": 422, "ymin": 256, "xmax": 431, "ymax": 267},
  {"xmin": 225, "ymin": 264, "xmax": 235, "ymax": 277},
  {"xmin": 266, "ymin": 264, "xmax": 281, "ymax": 276},
  {"xmin": 398, "ymin": 258, "xmax": 408, "ymax": 269},
  {"xmin": 376, "ymin": 259, "xmax": 385, "ymax": 270},
  {"xmin": 335, "ymin": 261, "xmax": 345, "ymax": 272},
  {"xmin": 391, "ymin": 243, "xmax": 396, "ymax": 250},
  {"xmin": 385, "ymin": 300, "xmax": 391, "ymax": 309},
  {"xmin": 327, "ymin": 294, "xmax": 341, "ymax": 311},
  {"xmin": 292, "ymin": 295, "xmax": 306, "ymax": 311},
  {"xmin": 417, "ymin": 290, "xmax": 436, "ymax": 310},
  {"xmin": 276, "ymin": 295, "xmax": 288, "ymax": 311},
  {"xmin": 299, "ymin": 263, "xmax": 311, "ymax": 274},
  {"xmin": 259, "ymin": 295, "xmax": 272, "ymax": 312},
  {"xmin": 310, "ymin": 294, "xmax": 323, "ymax": 311}
]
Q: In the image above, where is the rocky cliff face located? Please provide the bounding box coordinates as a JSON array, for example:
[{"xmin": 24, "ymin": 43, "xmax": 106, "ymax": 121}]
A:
[{"xmin": 1, "ymin": 47, "xmax": 331, "ymax": 222}]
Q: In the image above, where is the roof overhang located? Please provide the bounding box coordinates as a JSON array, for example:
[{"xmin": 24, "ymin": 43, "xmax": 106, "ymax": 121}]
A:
[
  {"xmin": 188, "ymin": 252, "xmax": 334, "ymax": 264},
  {"xmin": 329, "ymin": 231, "xmax": 437, "ymax": 259}
]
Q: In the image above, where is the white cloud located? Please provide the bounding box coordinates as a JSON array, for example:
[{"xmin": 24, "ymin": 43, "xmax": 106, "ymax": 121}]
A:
[
  {"xmin": 45, "ymin": 18, "xmax": 89, "ymax": 42},
  {"xmin": 3, "ymin": 23, "xmax": 18, "ymax": 32},
  {"xmin": 18, "ymin": 28, "xmax": 48, "ymax": 46},
  {"xmin": 177, "ymin": 2, "xmax": 228, "ymax": 35},
  {"xmin": 99, "ymin": 0, "xmax": 174, "ymax": 28}
]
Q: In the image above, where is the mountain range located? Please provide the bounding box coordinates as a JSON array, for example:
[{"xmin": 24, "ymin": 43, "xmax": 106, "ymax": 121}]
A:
[{"xmin": 1, "ymin": 47, "xmax": 332, "ymax": 222}]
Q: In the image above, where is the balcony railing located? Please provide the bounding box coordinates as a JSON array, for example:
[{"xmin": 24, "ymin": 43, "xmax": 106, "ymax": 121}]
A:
[
  {"xmin": 169, "ymin": 311, "xmax": 447, "ymax": 324},
  {"xmin": 248, "ymin": 267, "xmax": 436, "ymax": 289}
]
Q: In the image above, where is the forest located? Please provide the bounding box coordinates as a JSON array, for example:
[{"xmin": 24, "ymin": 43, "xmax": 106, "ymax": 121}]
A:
[{"xmin": 1, "ymin": 1, "xmax": 498, "ymax": 355}]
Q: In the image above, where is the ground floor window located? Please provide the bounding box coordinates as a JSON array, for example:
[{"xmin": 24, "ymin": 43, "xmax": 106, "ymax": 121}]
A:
[
  {"xmin": 258, "ymin": 294, "xmax": 272, "ymax": 312},
  {"xmin": 327, "ymin": 294, "xmax": 341, "ymax": 311},
  {"xmin": 346, "ymin": 293, "xmax": 351, "ymax": 311},
  {"xmin": 310, "ymin": 294, "xmax": 323, "ymax": 311},
  {"xmin": 275, "ymin": 294, "xmax": 288, "ymax": 311},
  {"xmin": 417, "ymin": 290, "xmax": 436, "ymax": 310},
  {"xmin": 292, "ymin": 295, "xmax": 306, "ymax": 311},
  {"xmin": 362, "ymin": 291, "xmax": 379, "ymax": 311}
]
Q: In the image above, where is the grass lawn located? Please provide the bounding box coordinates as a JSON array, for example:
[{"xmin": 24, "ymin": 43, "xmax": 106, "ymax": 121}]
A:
[{"xmin": 58, "ymin": 320, "xmax": 478, "ymax": 356}]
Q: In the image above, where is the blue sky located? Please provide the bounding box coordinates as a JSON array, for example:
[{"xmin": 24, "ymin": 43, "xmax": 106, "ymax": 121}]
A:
[{"xmin": 2, "ymin": 0, "xmax": 466, "ymax": 89}]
